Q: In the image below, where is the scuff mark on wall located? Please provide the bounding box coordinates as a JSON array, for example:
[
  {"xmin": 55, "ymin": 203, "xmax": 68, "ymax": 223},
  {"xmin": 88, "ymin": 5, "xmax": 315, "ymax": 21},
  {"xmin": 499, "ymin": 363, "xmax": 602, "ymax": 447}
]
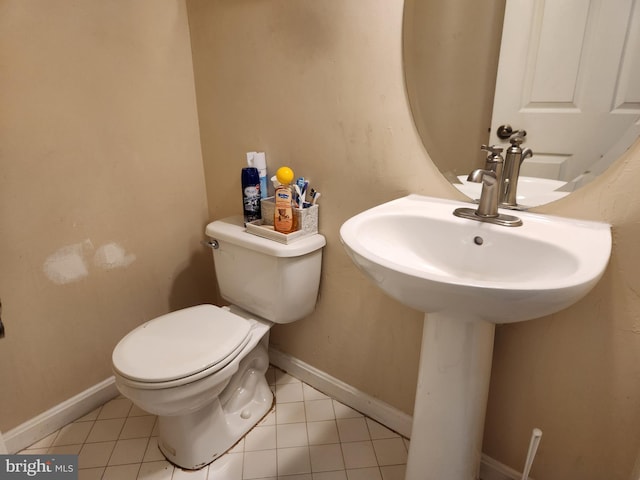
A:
[
  {"xmin": 93, "ymin": 243, "xmax": 136, "ymax": 270},
  {"xmin": 43, "ymin": 240, "xmax": 93, "ymax": 285},
  {"xmin": 43, "ymin": 240, "xmax": 136, "ymax": 284}
]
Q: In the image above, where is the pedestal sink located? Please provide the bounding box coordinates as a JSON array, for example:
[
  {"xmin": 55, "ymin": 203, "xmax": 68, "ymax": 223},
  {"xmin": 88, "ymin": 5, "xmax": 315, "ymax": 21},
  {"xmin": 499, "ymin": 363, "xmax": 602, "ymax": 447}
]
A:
[{"xmin": 339, "ymin": 195, "xmax": 611, "ymax": 480}]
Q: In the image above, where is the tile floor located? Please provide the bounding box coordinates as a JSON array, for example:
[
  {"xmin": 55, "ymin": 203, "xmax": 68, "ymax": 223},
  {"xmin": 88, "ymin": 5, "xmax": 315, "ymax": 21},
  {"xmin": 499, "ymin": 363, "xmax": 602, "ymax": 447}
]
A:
[{"xmin": 19, "ymin": 367, "xmax": 409, "ymax": 480}]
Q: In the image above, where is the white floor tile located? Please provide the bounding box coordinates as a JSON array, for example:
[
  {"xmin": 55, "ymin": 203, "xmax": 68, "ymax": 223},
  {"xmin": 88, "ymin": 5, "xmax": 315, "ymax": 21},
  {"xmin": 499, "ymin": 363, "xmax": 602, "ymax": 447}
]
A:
[
  {"xmin": 312, "ymin": 472, "xmax": 348, "ymax": 480},
  {"xmin": 119, "ymin": 415, "xmax": 156, "ymax": 439},
  {"xmin": 172, "ymin": 466, "xmax": 209, "ymax": 479},
  {"xmin": 128, "ymin": 404, "xmax": 151, "ymax": 417},
  {"xmin": 207, "ymin": 452, "xmax": 243, "ymax": 480},
  {"xmin": 379, "ymin": 464, "xmax": 406, "ymax": 480},
  {"xmin": 305, "ymin": 400, "xmax": 335, "ymax": 422},
  {"xmin": 102, "ymin": 463, "xmax": 140, "ymax": 480},
  {"xmin": 53, "ymin": 421, "xmax": 93, "ymax": 446},
  {"xmin": 402, "ymin": 438, "xmax": 410, "ymax": 452},
  {"xmin": 276, "ymin": 402, "xmax": 306, "ymax": 424},
  {"xmin": 28, "ymin": 431, "xmax": 58, "ymax": 449},
  {"xmin": 332, "ymin": 402, "xmax": 362, "ymax": 420},
  {"xmin": 228, "ymin": 438, "xmax": 244, "ymax": 454},
  {"xmin": 19, "ymin": 447, "xmax": 49, "ymax": 454},
  {"xmin": 78, "ymin": 441, "xmax": 116, "ymax": 469},
  {"xmin": 309, "ymin": 444, "xmax": 345, "ymax": 472},
  {"xmin": 97, "ymin": 398, "xmax": 132, "ymax": 419},
  {"xmin": 78, "ymin": 467, "xmax": 104, "ymax": 480},
  {"xmin": 265, "ymin": 367, "xmax": 276, "ymax": 386},
  {"xmin": 345, "ymin": 467, "xmax": 382, "ymax": 480},
  {"xmin": 277, "ymin": 446, "xmax": 311, "ymax": 476},
  {"xmin": 108, "ymin": 437, "xmax": 149, "ymax": 465},
  {"xmin": 49, "ymin": 444, "xmax": 83, "ymax": 455},
  {"xmin": 274, "ymin": 371, "xmax": 299, "ymax": 385},
  {"xmin": 341, "ymin": 442, "xmax": 378, "ymax": 469},
  {"xmin": 303, "ymin": 384, "xmax": 329, "ymax": 401},
  {"xmin": 336, "ymin": 418, "xmax": 370, "ymax": 443},
  {"xmin": 137, "ymin": 460, "xmax": 174, "ymax": 480},
  {"xmin": 86, "ymin": 418, "xmax": 125, "ymax": 443},
  {"xmin": 276, "ymin": 382, "xmax": 305, "ymax": 403},
  {"xmin": 243, "ymin": 449, "xmax": 277, "ymax": 479},
  {"xmin": 371, "ymin": 439, "xmax": 407, "ymax": 466},
  {"xmin": 277, "ymin": 423, "xmax": 308, "ymax": 448},
  {"xmin": 307, "ymin": 421, "xmax": 340, "ymax": 446},
  {"xmin": 143, "ymin": 437, "xmax": 165, "ymax": 462},
  {"xmin": 75, "ymin": 407, "xmax": 101, "ymax": 423},
  {"xmin": 364, "ymin": 420, "xmax": 398, "ymax": 440},
  {"xmin": 259, "ymin": 408, "xmax": 276, "ymax": 426},
  {"xmin": 244, "ymin": 425, "xmax": 276, "ymax": 451}
]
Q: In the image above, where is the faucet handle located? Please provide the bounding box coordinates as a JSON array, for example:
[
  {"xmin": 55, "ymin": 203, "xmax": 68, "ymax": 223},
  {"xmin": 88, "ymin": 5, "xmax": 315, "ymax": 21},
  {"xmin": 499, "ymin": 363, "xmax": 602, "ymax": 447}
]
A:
[
  {"xmin": 481, "ymin": 145, "xmax": 504, "ymax": 176},
  {"xmin": 509, "ymin": 134, "xmax": 526, "ymax": 146},
  {"xmin": 481, "ymin": 145, "xmax": 504, "ymax": 165},
  {"xmin": 481, "ymin": 144, "xmax": 504, "ymax": 155}
]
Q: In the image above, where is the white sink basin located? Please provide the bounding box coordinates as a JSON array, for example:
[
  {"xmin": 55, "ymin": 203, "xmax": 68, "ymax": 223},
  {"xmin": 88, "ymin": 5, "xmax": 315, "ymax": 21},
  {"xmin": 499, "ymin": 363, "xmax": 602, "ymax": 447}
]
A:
[
  {"xmin": 340, "ymin": 194, "xmax": 611, "ymax": 323},
  {"xmin": 340, "ymin": 195, "xmax": 611, "ymax": 480}
]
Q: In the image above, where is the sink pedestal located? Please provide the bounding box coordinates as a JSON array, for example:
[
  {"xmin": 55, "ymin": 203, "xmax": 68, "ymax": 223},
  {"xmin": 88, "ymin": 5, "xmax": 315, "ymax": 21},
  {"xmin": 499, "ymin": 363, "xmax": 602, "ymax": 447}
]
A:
[{"xmin": 406, "ymin": 313, "xmax": 495, "ymax": 480}]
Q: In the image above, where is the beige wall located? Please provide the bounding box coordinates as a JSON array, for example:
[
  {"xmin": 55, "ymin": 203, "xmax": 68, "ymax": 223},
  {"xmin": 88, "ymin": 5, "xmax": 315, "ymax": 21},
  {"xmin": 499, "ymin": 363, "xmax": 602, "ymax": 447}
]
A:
[
  {"xmin": 2, "ymin": 1, "xmax": 639, "ymax": 479},
  {"xmin": 188, "ymin": 1, "xmax": 640, "ymax": 480},
  {"xmin": 0, "ymin": 0, "xmax": 217, "ymax": 430}
]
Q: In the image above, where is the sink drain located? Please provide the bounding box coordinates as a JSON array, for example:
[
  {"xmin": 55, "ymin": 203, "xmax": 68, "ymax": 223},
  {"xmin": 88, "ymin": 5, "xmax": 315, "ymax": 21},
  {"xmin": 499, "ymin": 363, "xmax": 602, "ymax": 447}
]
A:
[{"xmin": 473, "ymin": 236, "xmax": 484, "ymax": 245}]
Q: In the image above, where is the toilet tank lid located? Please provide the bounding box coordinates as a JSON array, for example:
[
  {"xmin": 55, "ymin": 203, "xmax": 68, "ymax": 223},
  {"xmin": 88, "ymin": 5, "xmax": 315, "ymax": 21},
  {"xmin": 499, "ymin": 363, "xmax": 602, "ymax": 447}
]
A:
[{"xmin": 205, "ymin": 216, "xmax": 326, "ymax": 257}]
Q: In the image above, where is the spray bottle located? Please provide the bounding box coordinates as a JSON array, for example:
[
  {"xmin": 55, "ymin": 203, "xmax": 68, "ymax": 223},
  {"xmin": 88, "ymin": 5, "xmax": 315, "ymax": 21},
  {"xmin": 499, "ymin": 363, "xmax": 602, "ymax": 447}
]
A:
[
  {"xmin": 247, "ymin": 152, "xmax": 268, "ymax": 199},
  {"xmin": 241, "ymin": 167, "xmax": 261, "ymax": 225}
]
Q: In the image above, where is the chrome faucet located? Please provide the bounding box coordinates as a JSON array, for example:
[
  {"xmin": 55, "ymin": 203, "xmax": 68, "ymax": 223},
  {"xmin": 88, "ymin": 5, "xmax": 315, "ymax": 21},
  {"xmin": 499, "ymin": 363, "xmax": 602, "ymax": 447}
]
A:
[
  {"xmin": 499, "ymin": 133, "xmax": 533, "ymax": 207},
  {"xmin": 467, "ymin": 168, "xmax": 499, "ymax": 217},
  {"xmin": 453, "ymin": 144, "xmax": 523, "ymax": 227},
  {"xmin": 482, "ymin": 144, "xmax": 504, "ymax": 179}
]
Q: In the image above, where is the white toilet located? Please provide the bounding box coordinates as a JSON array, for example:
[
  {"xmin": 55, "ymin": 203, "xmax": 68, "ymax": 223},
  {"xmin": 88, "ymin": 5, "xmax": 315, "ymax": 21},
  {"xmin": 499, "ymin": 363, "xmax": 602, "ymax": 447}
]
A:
[{"xmin": 112, "ymin": 216, "xmax": 325, "ymax": 469}]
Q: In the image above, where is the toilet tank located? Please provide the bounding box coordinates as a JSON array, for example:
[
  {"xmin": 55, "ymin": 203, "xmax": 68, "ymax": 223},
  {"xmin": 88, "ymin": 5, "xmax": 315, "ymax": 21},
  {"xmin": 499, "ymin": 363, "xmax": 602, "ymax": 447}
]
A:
[{"xmin": 205, "ymin": 216, "xmax": 326, "ymax": 324}]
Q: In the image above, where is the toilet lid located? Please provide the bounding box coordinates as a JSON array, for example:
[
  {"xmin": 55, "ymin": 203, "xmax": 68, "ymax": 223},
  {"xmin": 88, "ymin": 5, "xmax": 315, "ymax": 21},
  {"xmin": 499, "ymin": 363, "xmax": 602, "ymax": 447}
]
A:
[{"xmin": 112, "ymin": 305, "xmax": 252, "ymax": 383}]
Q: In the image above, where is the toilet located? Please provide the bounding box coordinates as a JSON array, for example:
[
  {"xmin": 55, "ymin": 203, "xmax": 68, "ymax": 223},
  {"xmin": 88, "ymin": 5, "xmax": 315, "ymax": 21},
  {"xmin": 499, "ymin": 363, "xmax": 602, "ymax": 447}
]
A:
[{"xmin": 112, "ymin": 216, "xmax": 325, "ymax": 469}]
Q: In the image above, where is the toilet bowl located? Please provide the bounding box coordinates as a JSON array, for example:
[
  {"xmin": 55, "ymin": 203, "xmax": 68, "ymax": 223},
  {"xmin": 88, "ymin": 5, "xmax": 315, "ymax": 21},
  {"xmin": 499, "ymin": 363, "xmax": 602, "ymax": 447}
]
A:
[{"xmin": 112, "ymin": 216, "xmax": 325, "ymax": 469}]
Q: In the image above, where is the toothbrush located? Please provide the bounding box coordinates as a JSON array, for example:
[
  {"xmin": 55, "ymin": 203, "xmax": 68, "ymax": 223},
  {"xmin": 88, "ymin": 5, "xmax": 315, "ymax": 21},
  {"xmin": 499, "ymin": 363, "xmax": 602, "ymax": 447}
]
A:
[
  {"xmin": 310, "ymin": 189, "xmax": 321, "ymax": 205},
  {"xmin": 296, "ymin": 177, "xmax": 308, "ymax": 204},
  {"xmin": 292, "ymin": 184, "xmax": 303, "ymax": 208}
]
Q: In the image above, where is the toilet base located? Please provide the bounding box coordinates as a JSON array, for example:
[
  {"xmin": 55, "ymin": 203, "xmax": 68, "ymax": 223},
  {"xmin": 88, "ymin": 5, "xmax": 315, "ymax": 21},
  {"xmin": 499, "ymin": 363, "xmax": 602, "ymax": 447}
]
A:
[{"xmin": 157, "ymin": 339, "xmax": 273, "ymax": 469}]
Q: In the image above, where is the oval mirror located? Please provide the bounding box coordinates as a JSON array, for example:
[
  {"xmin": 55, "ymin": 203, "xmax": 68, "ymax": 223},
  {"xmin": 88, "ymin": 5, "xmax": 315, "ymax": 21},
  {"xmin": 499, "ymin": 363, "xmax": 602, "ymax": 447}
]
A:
[{"xmin": 403, "ymin": 0, "xmax": 640, "ymax": 207}]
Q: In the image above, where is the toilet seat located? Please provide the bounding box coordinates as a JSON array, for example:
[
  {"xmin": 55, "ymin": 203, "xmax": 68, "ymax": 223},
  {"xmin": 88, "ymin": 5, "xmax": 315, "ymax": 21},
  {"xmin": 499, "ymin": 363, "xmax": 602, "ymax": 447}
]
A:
[{"xmin": 112, "ymin": 305, "xmax": 252, "ymax": 388}]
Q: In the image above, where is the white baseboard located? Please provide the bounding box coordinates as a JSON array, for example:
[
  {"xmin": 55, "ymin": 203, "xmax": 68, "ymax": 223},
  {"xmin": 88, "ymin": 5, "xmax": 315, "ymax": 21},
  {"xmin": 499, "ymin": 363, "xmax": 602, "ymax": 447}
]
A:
[
  {"xmin": 0, "ymin": 430, "xmax": 7, "ymax": 454},
  {"xmin": 268, "ymin": 347, "xmax": 413, "ymax": 438},
  {"xmin": 269, "ymin": 347, "xmax": 524, "ymax": 480},
  {"xmin": 4, "ymin": 376, "xmax": 119, "ymax": 454}
]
